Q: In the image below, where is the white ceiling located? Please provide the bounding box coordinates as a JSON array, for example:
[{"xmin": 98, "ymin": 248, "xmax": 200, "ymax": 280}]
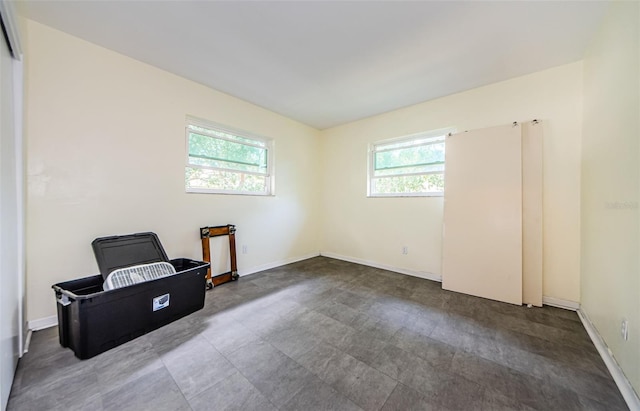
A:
[{"xmin": 18, "ymin": 1, "xmax": 607, "ymax": 130}]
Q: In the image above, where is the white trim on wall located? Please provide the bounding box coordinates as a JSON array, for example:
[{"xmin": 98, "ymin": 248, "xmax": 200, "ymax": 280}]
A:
[
  {"xmin": 23, "ymin": 330, "xmax": 32, "ymax": 354},
  {"xmin": 14, "ymin": 58, "xmax": 25, "ymax": 357},
  {"xmin": 27, "ymin": 315, "xmax": 58, "ymax": 331},
  {"xmin": 31, "ymin": 254, "xmax": 579, "ymax": 331},
  {"xmin": 541, "ymin": 296, "xmax": 580, "ymax": 311},
  {"xmin": 578, "ymin": 309, "xmax": 640, "ymax": 411},
  {"xmin": 319, "ymin": 251, "xmax": 442, "ymax": 282},
  {"xmin": 26, "ymin": 252, "xmax": 638, "ymax": 411},
  {"xmin": 319, "ymin": 253, "xmax": 635, "ymax": 408},
  {"xmin": 28, "ymin": 252, "xmax": 322, "ymax": 331},
  {"xmin": 29, "ymin": 254, "xmax": 581, "ymax": 332},
  {"xmin": 239, "ymin": 252, "xmax": 320, "ymax": 276},
  {"xmin": 321, "ymin": 251, "xmax": 582, "ymax": 312}
]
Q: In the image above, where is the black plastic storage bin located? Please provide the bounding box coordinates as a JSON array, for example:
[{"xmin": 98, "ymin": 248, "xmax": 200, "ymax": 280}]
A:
[{"xmin": 53, "ymin": 233, "xmax": 209, "ymax": 359}]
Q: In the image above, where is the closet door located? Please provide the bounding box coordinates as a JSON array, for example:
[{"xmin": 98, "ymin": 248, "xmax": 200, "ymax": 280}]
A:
[
  {"xmin": 522, "ymin": 121, "xmax": 543, "ymax": 306},
  {"xmin": 442, "ymin": 124, "xmax": 523, "ymax": 305},
  {"xmin": 0, "ymin": 2, "xmax": 23, "ymax": 408}
]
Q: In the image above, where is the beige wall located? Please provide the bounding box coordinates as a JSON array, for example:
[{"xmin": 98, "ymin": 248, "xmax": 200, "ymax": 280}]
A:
[
  {"xmin": 581, "ymin": 1, "xmax": 639, "ymax": 394},
  {"xmin": 26, "ymin": 11, "xmax": 626, "ymax": 336},
  {"xmin": 320, "ymin": 62, "xmax": 583, "ymax": 303},
  {"xmin": 24, "ymin": 20, "xmax": 321, "ymax": 321}
]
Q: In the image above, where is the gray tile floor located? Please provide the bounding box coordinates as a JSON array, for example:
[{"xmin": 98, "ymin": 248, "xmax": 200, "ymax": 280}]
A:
[{"xmin": 8, "ymin": 257, "xmax": 628, "ymax": 411}]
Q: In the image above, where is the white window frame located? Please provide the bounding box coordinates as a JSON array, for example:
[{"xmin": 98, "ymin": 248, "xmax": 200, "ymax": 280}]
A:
[
  {"xmin": 185, "ymin": 116, "xmax": 274, "ymax": 196},
  {"xmin": 368, "ymin": 128, "xmax": 454, "ymax": 198}
]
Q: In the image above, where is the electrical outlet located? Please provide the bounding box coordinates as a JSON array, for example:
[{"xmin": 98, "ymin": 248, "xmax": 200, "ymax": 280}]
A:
[
  {"xmin": 242, "ymin": 245, "xmax": 248, "ymax": 254},
  {"xmin": 621, "ymin": 319, "xmax": 629, "ymax": 341},
  {"xmin": 402, "ymin": 246, "xmax": 408, "ymax": 255}
]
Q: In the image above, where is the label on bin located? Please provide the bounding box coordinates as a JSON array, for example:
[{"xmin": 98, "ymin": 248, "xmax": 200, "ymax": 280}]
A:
[{"xmin": 153, "ymin": 293, "xmax": 170, "ymax": 311}]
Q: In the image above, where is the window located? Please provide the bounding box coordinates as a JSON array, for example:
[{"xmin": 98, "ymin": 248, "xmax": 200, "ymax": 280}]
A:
[
  {"xmin": 368, "ymin": 129, "xmax": 452, "ymax": 197},
  {"xmin": 185, "ymin": 117, "xmax": 273, "ymax": 195}
]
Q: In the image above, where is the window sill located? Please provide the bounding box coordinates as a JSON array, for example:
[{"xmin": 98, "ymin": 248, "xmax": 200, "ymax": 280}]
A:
[
  {"xmin": 367, "ymin": 192, "xmax": 444, "ymax": 198},
  {"xmin": 186, "ymin": 188, "xmax": 274, "ymax": 196}
]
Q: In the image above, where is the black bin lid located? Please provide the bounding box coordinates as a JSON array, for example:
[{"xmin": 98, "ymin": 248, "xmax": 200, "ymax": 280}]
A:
[{"xmin": 92, "ymin": 232, "xmax": 169, "ymax": 279}]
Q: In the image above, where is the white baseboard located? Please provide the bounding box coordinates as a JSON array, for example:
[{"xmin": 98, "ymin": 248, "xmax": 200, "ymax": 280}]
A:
[
  {"xmin": 578, "ymin": 309, "xmax": 640, "ymax": 411},
  {"xmin": 541, "ymin": 296, "xmax": 580, "ymax": 311},
  {"xmin": 27, "ymin": 315, "xmax": 57, "ymax": 331},
  {"xmin": 319, "ymin": 251, "xmax": 442, "ymax": 283},
  {"xmin": 320, "ymin": 252, "xmax": 583, "ymax": 313},
  {"xmin": 23, "ymin": 329, "xmax": 33, "ymax": 355},
  {"xmin": 319, "ymin": 251, "xmax": 637, "ymax": 408},
  {"xmin": 239, "ymin": 252, "xmax": 320, "ymax": 277},
  {"xmin": 26, "ymin": 253, "xmax": 322, "ymax": 334}
]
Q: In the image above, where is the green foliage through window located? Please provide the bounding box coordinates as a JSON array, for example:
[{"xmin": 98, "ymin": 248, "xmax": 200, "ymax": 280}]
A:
[
  {"xmin": 185, "ymin": 120, "xmax": 272, "ymax": 194},
  {"xmin": 370, "ymin": 132, "xmax": 448, "ymax": 196}
]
